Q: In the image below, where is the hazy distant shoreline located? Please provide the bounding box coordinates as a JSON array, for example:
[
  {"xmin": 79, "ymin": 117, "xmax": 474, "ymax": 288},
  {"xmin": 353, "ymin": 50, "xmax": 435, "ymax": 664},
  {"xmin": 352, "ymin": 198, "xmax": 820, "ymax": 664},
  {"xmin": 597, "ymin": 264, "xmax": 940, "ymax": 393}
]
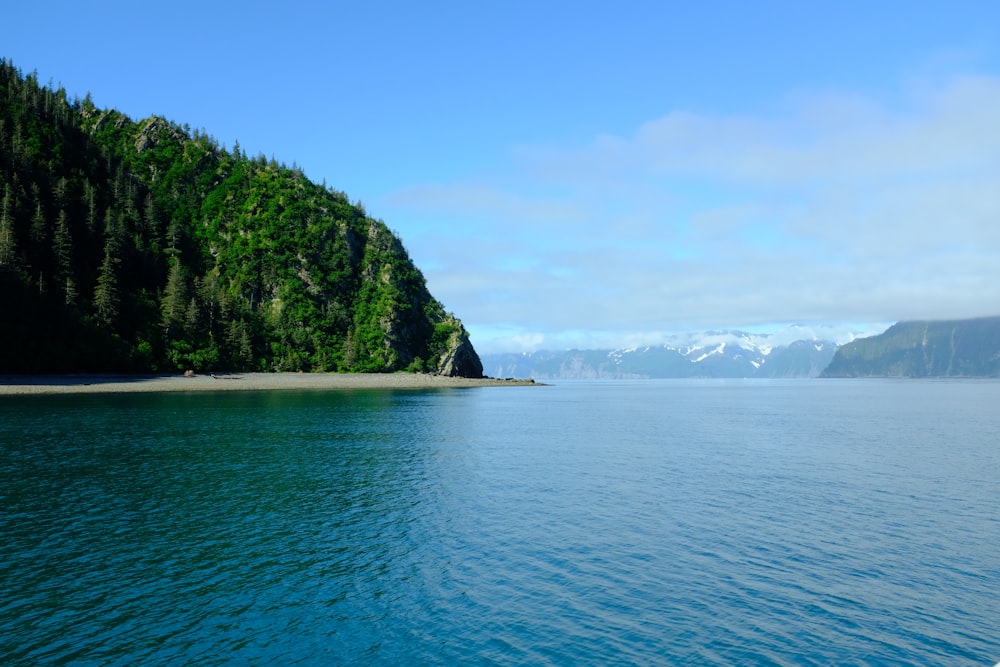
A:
[{"xmin": 0, "ymin": 373, "xmax": 540, "ymax": 396}]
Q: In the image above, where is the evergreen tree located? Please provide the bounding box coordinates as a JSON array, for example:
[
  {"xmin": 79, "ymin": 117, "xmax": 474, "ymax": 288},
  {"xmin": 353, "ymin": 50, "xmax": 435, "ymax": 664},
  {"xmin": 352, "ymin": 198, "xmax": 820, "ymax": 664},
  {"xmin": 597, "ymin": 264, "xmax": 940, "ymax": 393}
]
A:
[
  {"xmin": 93, "ymin": 210, "xmax": 121, "ymax": 328},
  {"xmin": 82, "ymin": 181, "xmax": 98, "ymax": 234},
  {"xmin": 29, "ymin": 199, "xmax": 47, "ymax": 283},
  {"xmin": 54, "ymin": 209, "xmax": 76, "ymax": 306},
  {"xmin": 0, "ymin": 184, "xmax": 15, "ymax": 269},
  {"xmin": 161, "ymin": 259, "xmax": 188, "ymax": 336}
]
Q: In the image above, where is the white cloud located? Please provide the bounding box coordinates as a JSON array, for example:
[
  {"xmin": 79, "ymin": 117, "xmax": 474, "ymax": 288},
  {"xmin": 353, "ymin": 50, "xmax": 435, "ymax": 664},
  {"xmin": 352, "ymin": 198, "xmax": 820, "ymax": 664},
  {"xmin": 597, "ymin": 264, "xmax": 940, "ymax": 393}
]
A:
[
  {"xmin": 381, "ymin": 75, "xmax": 1000, "ymax": 353},
  {"xmin": 536, "ymin": 75, "xmax": 1000, "ymax": 188}
]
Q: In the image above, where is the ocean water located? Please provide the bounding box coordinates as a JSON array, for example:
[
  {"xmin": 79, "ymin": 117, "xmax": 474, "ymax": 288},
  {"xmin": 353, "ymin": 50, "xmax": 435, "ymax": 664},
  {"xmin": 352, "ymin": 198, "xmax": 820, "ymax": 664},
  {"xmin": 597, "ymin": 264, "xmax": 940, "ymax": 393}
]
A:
[{"xmin": 1, "ymin": 379, "xmax": 998, "ymax": 666}]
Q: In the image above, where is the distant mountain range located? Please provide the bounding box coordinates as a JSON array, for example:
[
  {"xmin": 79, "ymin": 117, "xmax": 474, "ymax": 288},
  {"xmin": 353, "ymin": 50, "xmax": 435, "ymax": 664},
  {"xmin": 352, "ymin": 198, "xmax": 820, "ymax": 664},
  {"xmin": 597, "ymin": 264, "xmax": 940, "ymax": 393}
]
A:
[
  {"xmin": 822, "ymin": 316, "xmax": 1000, "ymax": 377},
  {"xmin": 480, "ymin": 330, "xmax": 839, "ymax": 380},
  {"xmin": 486, "ymin": 317, "xmax": 1000, "ymax": 380}
]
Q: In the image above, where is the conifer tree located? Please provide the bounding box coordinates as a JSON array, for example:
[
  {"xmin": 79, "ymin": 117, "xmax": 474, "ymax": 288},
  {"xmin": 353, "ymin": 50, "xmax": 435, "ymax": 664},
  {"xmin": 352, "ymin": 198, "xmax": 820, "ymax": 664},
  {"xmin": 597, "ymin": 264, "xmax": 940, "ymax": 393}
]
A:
[
  {"xmin": 161, "ymin": 259, "xmax": 188, "ymax": 336},
  {"xmin": 54, "ymin": 209, "xmax": 76, "ymax": 306},
  {"xmin": 0, "ymin": 184, "xmax": 15, "ymax": 268},
  {"xmin": 29, "ymin": 199, "xmax": 47, "ymax": 256},
  {"xmin": 82, "ymin": 181, "xmax": 98, "ymax": 234},
  {"xmin": 93, "ymin": 210, "xmax": 121, "ymax": 328}
]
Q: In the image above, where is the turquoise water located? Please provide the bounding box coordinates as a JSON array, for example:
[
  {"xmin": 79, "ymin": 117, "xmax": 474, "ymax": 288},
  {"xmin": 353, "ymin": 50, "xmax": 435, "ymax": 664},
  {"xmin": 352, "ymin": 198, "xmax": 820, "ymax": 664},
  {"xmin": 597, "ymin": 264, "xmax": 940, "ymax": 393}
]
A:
[{"xmin": 1, "ymin": 380, "xmax": 998, "ymax": 665}]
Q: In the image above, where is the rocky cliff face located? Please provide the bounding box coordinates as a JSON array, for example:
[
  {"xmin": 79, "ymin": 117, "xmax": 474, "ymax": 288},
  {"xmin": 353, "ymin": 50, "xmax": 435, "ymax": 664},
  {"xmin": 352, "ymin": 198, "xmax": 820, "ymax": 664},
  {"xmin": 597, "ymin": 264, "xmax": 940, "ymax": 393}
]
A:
[{"xmin": 436, "ymin": 322, "xmax": 484, "ymax": 377}]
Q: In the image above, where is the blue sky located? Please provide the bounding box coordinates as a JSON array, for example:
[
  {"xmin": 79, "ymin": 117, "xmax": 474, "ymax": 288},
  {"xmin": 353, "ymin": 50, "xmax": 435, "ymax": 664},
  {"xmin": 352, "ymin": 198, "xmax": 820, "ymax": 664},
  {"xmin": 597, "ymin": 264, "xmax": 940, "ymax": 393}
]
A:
[{"xmin": 7, "ymin": 1, "xmax": 1000, "ymax": 351}]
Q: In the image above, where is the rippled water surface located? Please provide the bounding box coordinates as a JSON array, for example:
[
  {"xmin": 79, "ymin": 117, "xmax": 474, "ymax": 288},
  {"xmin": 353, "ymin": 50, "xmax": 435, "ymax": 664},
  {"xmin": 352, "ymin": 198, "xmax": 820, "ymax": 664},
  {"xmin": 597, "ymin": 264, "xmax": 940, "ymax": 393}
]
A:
[{"xmin": 2, "ymin": 380, "xmax": 998, "ymax": 665}]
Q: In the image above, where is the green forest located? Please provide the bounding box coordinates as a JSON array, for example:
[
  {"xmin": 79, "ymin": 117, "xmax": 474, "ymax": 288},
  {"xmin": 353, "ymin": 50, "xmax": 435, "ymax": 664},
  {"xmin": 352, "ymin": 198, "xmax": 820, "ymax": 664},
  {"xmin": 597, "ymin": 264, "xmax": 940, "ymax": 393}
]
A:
[{"xmin": 0, "ymin": 60, "xmax": 484, "ymax": 376}]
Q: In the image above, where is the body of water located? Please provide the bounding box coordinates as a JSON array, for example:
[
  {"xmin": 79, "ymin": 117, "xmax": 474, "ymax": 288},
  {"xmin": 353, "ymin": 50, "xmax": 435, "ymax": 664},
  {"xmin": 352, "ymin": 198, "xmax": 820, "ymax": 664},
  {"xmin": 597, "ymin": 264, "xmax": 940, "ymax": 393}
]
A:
[{"xmin": 1, "ymin": 379, "xmax": 998, "ymax": 665}]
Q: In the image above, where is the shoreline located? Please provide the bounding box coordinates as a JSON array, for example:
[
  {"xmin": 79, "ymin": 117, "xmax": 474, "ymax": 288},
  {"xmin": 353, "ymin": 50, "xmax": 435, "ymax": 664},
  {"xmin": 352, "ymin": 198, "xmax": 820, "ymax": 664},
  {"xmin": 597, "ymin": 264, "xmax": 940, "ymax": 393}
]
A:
[{"xmin": 0, "ymin": 372, "xmax": 542, "ymax": 396}]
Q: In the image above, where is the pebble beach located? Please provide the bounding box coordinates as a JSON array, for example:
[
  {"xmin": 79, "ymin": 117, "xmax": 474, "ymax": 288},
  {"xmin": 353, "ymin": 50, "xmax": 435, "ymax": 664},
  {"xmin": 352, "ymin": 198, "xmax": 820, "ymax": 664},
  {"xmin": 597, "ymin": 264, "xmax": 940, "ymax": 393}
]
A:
[{"xmin": 0, "ymin": 373, "xmax": 539, "ymax": 395}]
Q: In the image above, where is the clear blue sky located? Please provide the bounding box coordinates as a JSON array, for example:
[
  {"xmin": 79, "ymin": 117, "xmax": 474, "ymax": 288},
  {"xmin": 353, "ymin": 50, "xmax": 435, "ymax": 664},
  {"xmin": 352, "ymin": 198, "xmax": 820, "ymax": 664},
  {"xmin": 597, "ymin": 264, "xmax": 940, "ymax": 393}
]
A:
[{"xmin": 7, "ymin": 1, "xmax": 1000, "ymax": 351}]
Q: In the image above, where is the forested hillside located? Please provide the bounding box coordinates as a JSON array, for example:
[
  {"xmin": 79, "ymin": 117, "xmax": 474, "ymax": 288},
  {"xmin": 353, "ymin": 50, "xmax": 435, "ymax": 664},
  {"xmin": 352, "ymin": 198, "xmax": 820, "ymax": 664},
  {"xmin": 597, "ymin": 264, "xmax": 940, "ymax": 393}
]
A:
[
  {"xmin": 822, "ymin": 316, "xmax": 1000, "ymax": 377},
  {"xmin": 0, "ymin": 61, "xmax": 482, "ymax": 376}
]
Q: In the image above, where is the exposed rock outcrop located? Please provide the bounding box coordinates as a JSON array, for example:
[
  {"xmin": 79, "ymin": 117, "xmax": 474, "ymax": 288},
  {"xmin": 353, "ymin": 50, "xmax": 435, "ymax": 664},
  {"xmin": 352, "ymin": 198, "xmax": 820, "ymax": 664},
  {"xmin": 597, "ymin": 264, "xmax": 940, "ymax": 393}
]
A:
[
  {"xmin": 437, "ymin": 324, "xmax": 484, "ymax": 377},
  {"xmin": 134, "ymin": 116, "xmax": 184, "ymax": 153}
]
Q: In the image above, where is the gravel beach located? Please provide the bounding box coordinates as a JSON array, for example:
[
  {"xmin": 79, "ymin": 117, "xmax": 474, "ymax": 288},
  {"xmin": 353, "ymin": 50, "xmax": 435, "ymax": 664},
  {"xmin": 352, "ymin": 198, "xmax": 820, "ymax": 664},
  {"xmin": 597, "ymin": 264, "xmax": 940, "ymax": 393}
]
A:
[{"xmin": 0, "ymin": 373, "xmax": 540, "ymax": 395}]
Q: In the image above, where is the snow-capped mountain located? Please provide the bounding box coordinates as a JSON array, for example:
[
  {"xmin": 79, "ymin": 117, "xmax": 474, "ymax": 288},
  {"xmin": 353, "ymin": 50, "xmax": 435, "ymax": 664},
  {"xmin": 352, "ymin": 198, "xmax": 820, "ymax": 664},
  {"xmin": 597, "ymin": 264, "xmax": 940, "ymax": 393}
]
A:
[{"xmin": 480, "ymin": 330, "xmax": 838, "ymax": 379}]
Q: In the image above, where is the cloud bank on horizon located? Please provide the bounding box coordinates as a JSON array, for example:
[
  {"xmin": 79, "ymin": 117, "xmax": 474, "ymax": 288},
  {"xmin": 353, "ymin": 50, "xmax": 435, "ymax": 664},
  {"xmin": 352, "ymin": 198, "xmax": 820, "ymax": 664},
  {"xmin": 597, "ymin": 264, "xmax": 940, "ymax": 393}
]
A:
[{"xmin": 385, "ymin": 74, "xmax": 1000, "ymax": 351}]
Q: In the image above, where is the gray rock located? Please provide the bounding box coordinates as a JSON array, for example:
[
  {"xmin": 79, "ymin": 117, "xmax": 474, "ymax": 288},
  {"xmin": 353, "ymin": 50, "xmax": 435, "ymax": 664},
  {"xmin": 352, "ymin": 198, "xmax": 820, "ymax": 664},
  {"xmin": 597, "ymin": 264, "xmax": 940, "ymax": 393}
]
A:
[{"xmin": 436, "ymin": 326, "xmax": 484, "ymax": 377}]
